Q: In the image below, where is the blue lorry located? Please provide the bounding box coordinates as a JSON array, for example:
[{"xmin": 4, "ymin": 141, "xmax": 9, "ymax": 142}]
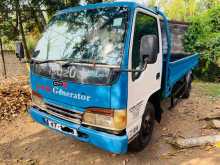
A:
[{"xmin": 17, "ymin": 2, "xmax": 199, "ymax": 154}]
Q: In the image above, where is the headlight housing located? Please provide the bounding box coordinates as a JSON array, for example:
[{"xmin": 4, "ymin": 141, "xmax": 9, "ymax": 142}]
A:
[
  {"xmin": 32, "ymin": 91, "xmax": 46, "ymax": 109},
  {"xmin": 82, "ymin": 108, "xmax": 127, "ymax": 131}
]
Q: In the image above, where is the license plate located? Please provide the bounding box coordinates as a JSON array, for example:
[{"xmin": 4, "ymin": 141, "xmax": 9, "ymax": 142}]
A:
[{"xmin": 45, "ymin": 119, "xmax": 78, "ymax": 136}]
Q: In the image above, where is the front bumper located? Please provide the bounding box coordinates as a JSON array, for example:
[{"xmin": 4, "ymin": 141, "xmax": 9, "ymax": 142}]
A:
[{"xmin": 29, "ymin": 107, "xmax": 128, "ymax": 154}]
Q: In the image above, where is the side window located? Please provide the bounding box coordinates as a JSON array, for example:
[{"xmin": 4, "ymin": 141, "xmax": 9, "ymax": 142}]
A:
[{"xmin": 132, "ymin": 12, "xmax": 159, "ymax": 81}]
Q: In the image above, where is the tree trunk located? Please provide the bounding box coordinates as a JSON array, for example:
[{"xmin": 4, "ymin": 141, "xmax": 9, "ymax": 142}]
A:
[
  {"xmin": 32, "ymin": 7, "xmax": 44, "ymax": 33},
  {"xmin": 0, "ymin": 38, "xmax": 7, "ymax": 78},
  {"xmin": 16, "ymin": 0, "xmax": 31, "ymax": 60},
  {"xmin": 33, "ymin": 3, "xmax": 47, "ymax": 32}
]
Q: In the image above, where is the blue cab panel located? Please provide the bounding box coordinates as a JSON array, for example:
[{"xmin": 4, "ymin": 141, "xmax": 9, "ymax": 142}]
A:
[{"xmin": 31, "ymin": 73, "xmax": 111, "ymax": 111}]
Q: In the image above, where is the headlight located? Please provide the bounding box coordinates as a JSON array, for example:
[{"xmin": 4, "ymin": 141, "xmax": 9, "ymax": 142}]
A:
[
  {"xmin": 82, "ymin": 108, "xmax": 127, "ymax": 131},
  {"xmin": 32, "ymin": 91, "xmax": 46, "ymax": 109}
]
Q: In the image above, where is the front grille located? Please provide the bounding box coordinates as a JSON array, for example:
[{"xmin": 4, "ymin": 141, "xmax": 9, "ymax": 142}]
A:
[{"xmin": 40, "ymin": 103, "xmax": 83, "ymax": 124}]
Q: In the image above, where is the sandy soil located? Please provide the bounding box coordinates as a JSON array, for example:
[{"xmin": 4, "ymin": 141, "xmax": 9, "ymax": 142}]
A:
[
  {"xmin": 0, "ymin": 52, "xmax": 28, "ymax": 79},
  {"xmin": 0, "ymin": 85, "xmax": 220, "ymax": 165}
]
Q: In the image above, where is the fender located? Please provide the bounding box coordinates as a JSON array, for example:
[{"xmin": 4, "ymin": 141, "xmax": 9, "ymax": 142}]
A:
[{"xmin": 127, "ymin": 90, "xmax": 162, "ymax": 141}]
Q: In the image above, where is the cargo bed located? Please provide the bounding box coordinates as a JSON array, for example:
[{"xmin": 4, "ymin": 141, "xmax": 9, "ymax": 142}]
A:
[
  {"xmin": 162, "ymin": 53, "xmax": 199, "ymax": 98},
  {"xmin": 169, "ymin": 53, "xmax": 199, "ymax": 89},
  {"xmin": 162, "ymin": 52, "xmax": 199, "ymax": 98},
  {"xmin": 159, "ymin": 10, "xmax": 199, "ymax": 98}
]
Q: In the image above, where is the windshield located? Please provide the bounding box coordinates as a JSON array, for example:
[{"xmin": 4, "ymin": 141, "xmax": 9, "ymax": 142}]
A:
[{"xmin": 33, "ymin": 7, "xmax": 129, "ymax": 66}]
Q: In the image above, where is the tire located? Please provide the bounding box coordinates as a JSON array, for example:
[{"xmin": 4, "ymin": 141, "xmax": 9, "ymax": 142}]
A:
[
  {"xmin": 129, "ymin": 102, "xmax": 155, "ymax": 152},
  {"xmin": 182, "ymin": 71, "xmax": 192, "ymax": 99}
]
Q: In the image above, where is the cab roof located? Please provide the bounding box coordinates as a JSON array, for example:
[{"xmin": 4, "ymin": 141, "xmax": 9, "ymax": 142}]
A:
[{"xmin": 56, "ymin": 1, "xmax": 158, "ymax": 16}]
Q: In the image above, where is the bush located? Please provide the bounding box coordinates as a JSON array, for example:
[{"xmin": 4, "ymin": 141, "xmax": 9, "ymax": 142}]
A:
[{"xmin": 184, "ymin": 5, "xmax": 220, "ymax": 82}]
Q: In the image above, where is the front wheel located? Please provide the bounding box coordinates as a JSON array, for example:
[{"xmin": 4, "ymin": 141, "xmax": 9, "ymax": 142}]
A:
[{"xmin": 129, "ymin": 102, "xmax": 155, "ymax": 152}]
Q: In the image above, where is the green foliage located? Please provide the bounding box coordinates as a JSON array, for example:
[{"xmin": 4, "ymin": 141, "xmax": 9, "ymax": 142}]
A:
[
  {"xmin": 0, "ymin": 0, "xmax": 18, "ymax": 41},
  {"xmin": 194, "ymin": 81, "xmax": 220, "ymax": 98},
  {"xmin": 147, "ymin": 0, "xmax": 220, "ymax": 21},
  {"xmin": 26, "ymin": 29, "xmax": 41, "ymax": 52},
  {"xmin": 0, "ymin": 0, "xmax": 105, "ymax": 39},
  {"xmin": 184, "ymin": 5, "xmax": 220, "ymax": 82}
]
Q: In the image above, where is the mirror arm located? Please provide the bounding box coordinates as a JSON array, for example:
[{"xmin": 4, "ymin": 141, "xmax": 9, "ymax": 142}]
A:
[
  {"xmin": 113, "ymin": 68, "xmax": 144, "ymax": 73},
  {"xmin": 113, "ymin": 57, "xmax": 149, "ymax": 73},
  {"xmin": 113, "ymin": 64, "xmax": 147, "ymax": 73},
  {"xmin": 143, "ymin": 61, "xmax": 148, "ymax": 70}
]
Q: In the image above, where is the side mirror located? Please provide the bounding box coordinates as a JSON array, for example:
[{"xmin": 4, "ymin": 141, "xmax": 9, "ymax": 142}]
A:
[
  {"xmin": 140, "ymin": 35, "xmax": 159, "ymax": 64},
  {"xmin": 15, "ymin": 41, "xmax": 24, "ymax": 61}
]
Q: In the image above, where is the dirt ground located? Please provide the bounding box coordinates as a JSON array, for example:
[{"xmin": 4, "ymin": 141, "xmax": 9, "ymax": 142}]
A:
[{"xmin": 0, "ymin": 83, "xmax": 220, "ymax": 165}]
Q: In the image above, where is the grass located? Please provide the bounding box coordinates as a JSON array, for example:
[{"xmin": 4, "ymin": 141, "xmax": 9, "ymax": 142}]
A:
[{"xmin": 194, "ymin": 81, "xmax": 220, "ymax": 98}]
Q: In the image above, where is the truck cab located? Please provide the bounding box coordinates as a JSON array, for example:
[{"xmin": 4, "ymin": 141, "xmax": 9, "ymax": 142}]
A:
[{"xmin": 27, "ymin": 2, "xmax": 199, "ymax": 154}]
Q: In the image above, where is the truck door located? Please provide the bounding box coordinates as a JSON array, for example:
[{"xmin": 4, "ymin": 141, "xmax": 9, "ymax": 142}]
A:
[{"xmin": 127, "ymin": 9, "xmax": 162, "ymax": 140}]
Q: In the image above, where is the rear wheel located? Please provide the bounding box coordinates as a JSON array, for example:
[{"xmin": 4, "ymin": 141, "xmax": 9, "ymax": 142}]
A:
[
  {"xmin": 129, "ymin": 102, "xmax": 155, "ymax": 152},
  {"xmin": 182, "ymin": 71, "xmax": 192, "ymax": 99}
]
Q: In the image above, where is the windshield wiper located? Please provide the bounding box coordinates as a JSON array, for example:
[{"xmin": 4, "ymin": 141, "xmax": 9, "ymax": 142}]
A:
[
  {"xmin": 62, "ymin": 59, "xmax": 108, "ymax": 67},
  {"xmin": 31, "ymin": 58, "xmax": 108, "ymax": 66},
  {"xmin": 30, "ymin": 59, "xmax": 74, "ymax": 64}
]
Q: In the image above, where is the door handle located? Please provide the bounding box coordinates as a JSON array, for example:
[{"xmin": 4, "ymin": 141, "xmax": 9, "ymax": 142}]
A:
[{"xmin": 156, "ymin": 73, "xmax": 160, "ymax": 80}]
